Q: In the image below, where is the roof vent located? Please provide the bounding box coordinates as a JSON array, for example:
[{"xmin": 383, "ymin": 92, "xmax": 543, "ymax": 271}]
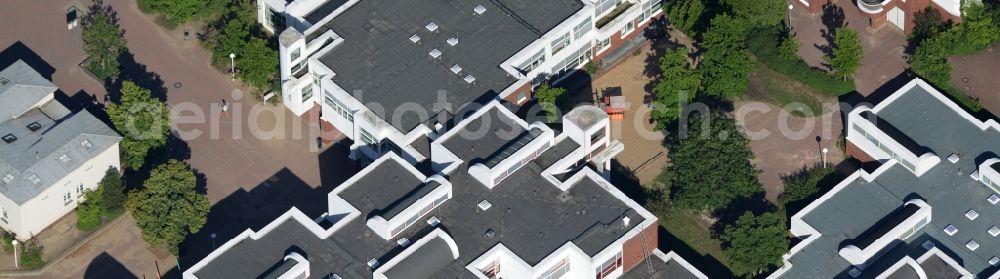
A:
[
  {"xmin": 450, "ymin": 64, "xmax": 462, "ymax": 74},
  {"xmin": 426, "ymin": 216, "xmax": 441, "ymax": 226},
  {"xmin": 426, "ymin": 21, "xmax": 438, "ymax": 32},
  {"xmin": 948, "ymin": 153, "xmax": 960, "ymax": 163},
  {"xmin": 464, "ymin": 75, "xmax": 475, "ymax": 83},
  {"xmin": 2, "ymin": 134, "xmax": 16, "ymax": 144},
  {"xmin": 429, "ymin": 49, "xmax": 442, "ymax": 58},
  {"xmin": 484, "ymin": 229, "xmax": 495, "ymax": 239},
  {"xmin": 0, "ymin": 78, "xmax": 8, "ymax": 85},
  {"xmin": 367, "ymin": 258, "xmax": 380, "ymax": 269},
  {"xmin": 26, "ymin": 122, "xmax": 42, "ymax": 132},
  {"xmin": 474, "ymin": 5, "xmax": 486, "ymax": 14},
  {"xmin": 623, "ymin": 216, "xmax": 631, "ymax": 227},
  {"xmin": 446, "ymin": 37, "xmax": 458, "ymax": 46},
  {"xmin": 409, "ymin": 34, "xmax": 420, "ymax": 43},
  {"xmin": 557, "ymin": 192, "xmax": 571, "ymax": 202},
  {"xmin": 477, "ymin": 200, "xmax": 492, "ymax": 210},
  {"xmin": 396, "ymin": 238, "xmax": 410, "ymax": 247}
]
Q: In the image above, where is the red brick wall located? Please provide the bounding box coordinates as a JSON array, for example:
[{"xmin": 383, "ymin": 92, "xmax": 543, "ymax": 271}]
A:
[
  {"xmin": 503, "ymin": 81, "xmax": 533, "ymax": 105},
  {"xmin": 846, "ymin": 140, "xmax": 875, "ymax": 162},
  {"xmin": 622, "ymin": 223, "xmax": 658, "ymax": 271}
]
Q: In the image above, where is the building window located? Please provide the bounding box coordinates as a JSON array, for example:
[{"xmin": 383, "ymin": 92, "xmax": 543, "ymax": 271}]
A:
[
  {"xmin": 620, "ymin": 20, "xmax": 635, "ymax": 38},
  {"xmin": 0, "ymin": 206, "xmax": 6, "ymax": 224},
  {"xmin": 596, "ymin": 37, "xmax": 611, "ymax": 52},
  {"xmin": 574, "ymin": 17, "xmax": 593, "ymax": 40},
  {"xmin": 595, "ymin": 0, "xmax": 623, "ymax": 15},
  {"xmin": 324, "ymin": 91, "xmax": 354, "ymax": 123},
  {"xmin": 290, "ymin": 48, "xmax": 301, "ymax": 62},
  {"xmin": 381, "ymin": 139, "xmax": 401, "ymax": 155},
  {"xmin": 519, "ymin": 50, "xmax": 547, "ymax": 73},
  {"xmin": 266, "ymin": 6, "xmax": 286, "ymax": 31},
  {"xmin": 483, "ymin": 261, "xmax": 500, "ymax": 279},
  {"xmin": 77, "ymin": 184, "xmax": 84, "ymax": 198},
  {"xmin": 596, "ymin": 251, "xmax": 623, "ymax": 279},
  {"xmin": 290, "ymin": 61, "xmax": 304, "ymax": 75},
  {"xmin": 359, "ymin": 129, "xmax": 377, "ymax": 146},
  {"xmin": 64, "ymin": 192, "xmax": 73, "ymax": 205},
  {"xmin": 643, "ymin": 0, "xmax": 663, "ymax": 19},
  {"xmin": 591, "ymin": 129, "xmax": 606, "ymax": 143},
  {"xmin": 539, "ymin": 258, "xmax": 570, "ymax": 279},
  {"xmin": 517, "ymin": 91, "xmax": 528, "ymax": 103},
  {"xmin": 301, "ymin": 86, "xmax": 314, "ymax": 102},
  {"xmin": 551, "ymin": 33, "xmax": 572, "ymax": 54}
]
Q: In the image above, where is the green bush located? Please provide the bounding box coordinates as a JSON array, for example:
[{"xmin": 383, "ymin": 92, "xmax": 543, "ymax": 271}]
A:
[
  {"xmin": 778, "ymin": 164, "xmax": 834, "ymax": 207},
  {"xmin": 100, "ymin": 167, "xmax": 126, "ymax": 215},
  {"xmin": 1, "ymin": 231, "xmax": 14, "ymax": 253},
  {"xmin": 747, "ymin": 27, "xmax": 856, "ymax": 96},
  {"xmin": 76, "ymin": 188, "xmax": 105, "ymax": 231},
  {"xmin": 19, "ymin": 239, "xmax": 44, "ymax": 269}
]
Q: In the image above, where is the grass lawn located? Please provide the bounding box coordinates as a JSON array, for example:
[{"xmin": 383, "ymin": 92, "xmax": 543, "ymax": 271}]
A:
[
  {"xmin": 746, "ymin": 61, "xmax": 834, "ymax": 117},
  {"xmin": 658, "ymin": 206, "xmax": 734, "ymax": 271}
]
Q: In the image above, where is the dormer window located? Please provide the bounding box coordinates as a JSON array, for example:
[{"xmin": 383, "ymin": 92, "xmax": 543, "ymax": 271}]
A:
[
  {"xmin": 2, "ymin": 134, "xmax": 16, "ymax": 143},
  {"xmin": 26, "ymin": 122, "xmax": 42, "ymax": 131},
  {"xmin": 27, "ymin": 174, "xmax": 40, "ymax": 184},
  {"xmin": 58, "ymin": 153, "xmax": 72, "ymax": 164},
  {"xmin": 1, "ymin": 174, "xmax": 13, "ymax": 184},
  {"xmin": 79, "ymin": 139, "xmax": 93, "ymax": 150}
]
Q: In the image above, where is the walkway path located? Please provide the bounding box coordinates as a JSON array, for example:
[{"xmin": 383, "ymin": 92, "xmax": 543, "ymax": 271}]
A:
[{"xmin": 0, "ymin": 0, "xmax": 347, "ymax": 277}]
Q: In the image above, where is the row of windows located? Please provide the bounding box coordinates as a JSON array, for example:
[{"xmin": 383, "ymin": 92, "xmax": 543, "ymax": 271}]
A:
[
  {"xmin": 493, "ymin": 142, "xmax": 552, "ymax": 186},
  {"xmin": 389, "ymin": 193, "xmax": 449, "ymax": 238},
  {"xmin": 539, "ymin": 259, "xmax": 570, "ymax": 279},
  {"xmin": 596, "ymin": 251, "xmax": 623, "ymax": 279},
  {"xmin": 853, "ymin": 124, "xmax": 916, "ymax": 172},
  {"xmin": 324, "ymin": 91, "xmax": 354, "ymax": 123}
]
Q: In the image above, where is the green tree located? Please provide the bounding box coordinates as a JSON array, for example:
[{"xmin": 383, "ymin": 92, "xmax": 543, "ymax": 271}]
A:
[
  {"xmin": 651, "ymin": 48, "xmax": 701, "ymax": 129},
  {"xmin": 722, "ymin": 211, "xmax": 788, "ymax": 277},
  {"xmin": 137, "ymin": 0, "xmax": 202, "ymax": 24},
  {"xmin": 127, "ymin": 160, "xmax": 210, "ymax": 254},
  {"xmin": 236, "ymin": 37, "xmax": 280, "ymax": 93},
  {"xmin": 667, "ymin": 113, "xmax": 762, "ymax": 212},
  {"xmin": 723, "ymin": 0, "xmax": 787, "ymax": 27},
  {"xmin": 81, "ymin": 0, "xmax": 126, "ymax": 80},
  {"xmin": 666, "ymin": 0, "xmax": 706, "ymax": 34},
  {"xmin": 535, "ymin": 84, "xmax": 567, "ymax": 122},
  {"xmin": 910, "ymin": 35, "xmax": 952, "ymax": 85},
  {"xmin": 909, "ymin": 7, "xmax": 946, "ymax": 50},
  {"xmin": 107, "ymin": 81, "xmax": 171, "ymax": 170},
  {"xmin": 826, "ymin": 29, "xmax": 863, "ymax": 81},
  {"xmin": 214, "ymin": 17, "xmax": 252, "ymax": 67},
  {"xmin": 778, "ymin": 164, "xmax": 833, "ymax": 206},
  {"xmin": 700, "ymin": 14, "xmax": 753, "ymax": 99},
  {"xmin": 76, "ymin": 188, "xmax": 105, "ymax": 231},
  {"xmin": 100, "ymin": 167, "xmax": 126, "ymax": 214},
  {"xmin": 951, "ymin": 1, "xmax": 1000, "ymax": 53},
  {"xmin": 777, "ymin": 36, "xmax": 799, "ymax": 62}
]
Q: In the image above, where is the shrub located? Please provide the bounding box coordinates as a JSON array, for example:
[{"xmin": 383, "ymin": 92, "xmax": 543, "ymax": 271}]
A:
[
  {"xmin": 18, "ymin": 239, "xmax": 44, "ymax": 269},
  {"xmin": 747, "ymin": 27, "xmax": 855, "ymax": 96},
  {"xmin": 778, "ymin": 164, "xmax": 833, "ymax": 206},
  {"xmin": 100, "ymin": 167, "xmax": 126, "ymax": 215},
  {"xmin": 76, "ymin": 188, "xmax": 105, "ymax": 231}
]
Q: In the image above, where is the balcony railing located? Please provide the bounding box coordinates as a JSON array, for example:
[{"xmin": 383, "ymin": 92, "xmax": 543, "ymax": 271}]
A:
[{"xmin": 596, "ymin": 2, "xmax": 635, "ymax": 29}]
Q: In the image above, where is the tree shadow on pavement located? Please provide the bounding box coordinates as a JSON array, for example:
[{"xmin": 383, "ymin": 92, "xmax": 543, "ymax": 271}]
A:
[
  {"xmin": 122, "ymin": 132, "xmax": 193, "ymax": 190},
  {"xmin": 107, "ymin": 51, "xmax": 168, "ymax": 102},
  {"xmin": 83, "ymin": 252, "xmax": 138, "ymax": 279},
  {"xmin": 817, "ymin": 2, "xmax": 846, "ymax": 58}
]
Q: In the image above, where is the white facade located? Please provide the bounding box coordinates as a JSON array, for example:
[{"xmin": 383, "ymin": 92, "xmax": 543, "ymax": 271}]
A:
[{"xmin": 256, "ymin": 0, "xmax": 662, "ymax": 161}]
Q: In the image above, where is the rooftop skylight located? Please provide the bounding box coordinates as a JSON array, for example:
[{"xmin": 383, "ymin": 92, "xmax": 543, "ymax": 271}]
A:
[
  {"xmin": 409, "ymin": 34, "xmax": 420, "ymax": 43},
  {"xmin": 967, "ymin": 240, "xmax": 980, "ymax": 251},
  {"xmin": 447, "ymin": 37, "xmax": 458, "ymax": 46},
  {"xmin": 991, "ymin": 257, "xmax": 1000, "ymax": 266},
  {"xmin": 464, "ymin": 75, "xmax": 475, "ymax": 83},
  {"xmin": 474, "ymin": 5, "xmax": 486, "ymax": 15},
  {"xmin": 966, "ymin": 210, "xmax": 979, "ymax": 220},
  {"xmin": 429, "ymin": 49, "xmax": 442, "ymax": 58},
  {"xmin": 450, "ymin": 64, "xmax": 462, "ymax": 74},
  {"xmin": 989, "ymin": 194, "xmax": 1000, "ymax": 205},
  {"xmin": 990, "ymin": 226, "xmax": 1000, "ymax": 237},
  {"xmin": 944, "ymin": 224, "xmax": 958, "ymax": 236},
  {"xmin": 425, "ymin": 21, "xmax": 438, "ymax": 32},
  {"xmin": 2, "ymin": 134, "xmax": 16, "ymax": 144}
]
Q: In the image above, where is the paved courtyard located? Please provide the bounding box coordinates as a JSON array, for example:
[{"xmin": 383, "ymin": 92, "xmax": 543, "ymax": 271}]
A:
[
  {"xmin": 789, "ymin": 0, "xmax": 909, "ymax": 96},
  {"xmin": 951, "ymin": 43, "xmax": 1000, "ymax": 114},
  {"xmin": 0, "ymin": 0, "xmax": 352, "ymax": 277}
]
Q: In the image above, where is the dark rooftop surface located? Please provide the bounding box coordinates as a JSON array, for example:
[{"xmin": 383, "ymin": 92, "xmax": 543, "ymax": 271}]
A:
[
  {"xmin": 778, "ymin": 83, "xmax": 1000, "ymax": 278},
  {"xmin": 338, "ymin": 158, "xmax": 433, "ymax": 220},
  {"xmin": 259, "ymin": 257, "xmax": 298, "ymax": 279},
  {"xmin": 442, "ymin": 106, "xmax": 527, "ymax": 161},
  {"xmin": 884, "ymin": 264, "xmax": 920, "ymax": 279},
  {"xmin": 919, "ymin": 254, "xmax": 962, "ymax": 279},
  {"xmin": 853, "ymin": 203, "xmax": 920, "ymax": 250},
  {"xmin": 622, "ymin": 255, "xmax": 700, "ymax": 279},
  {"xmin": 313, "ymin": 0, "xmax": 583, "ymax": 132},
  {"xmin": 382, "ymin": 237, "xmax": 455, "ymax": 278},
  {"xmin": 303, "ymin": 0, "xmax": 348, "ymax": 24},
  {"xmin": 195, "ymin": 137, "xmax": 642, "ymax": 277}
]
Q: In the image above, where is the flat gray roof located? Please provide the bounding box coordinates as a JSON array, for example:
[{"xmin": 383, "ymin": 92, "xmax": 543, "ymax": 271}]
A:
[
  {"xmin": 0, "ymin": 60, "xmax": 57, "ymax": 120},
  {"xmin": 313, "ymin": 0, "xmax": 583, "ymax": 132},
  {"xmin": 779, "ymin": 83, "xmax": 1000, "ymax": 278},
  {"xmin": 195, "ymin": 137, "xmax": 643, "ymax": 277},
  {"xmin": 382, "ymin": 237, "xmax": 455, "ymax": 278},
  {"xmin": 441, "ymin": 106, "xmax": 527, "ymax": 161},
  {"xmin": 338, "ymin": 158, "xmax": 435, "ymax": 220},
  {"xmin": 623, "ymin": 255, "xmax": 701, "ymax": 279}
]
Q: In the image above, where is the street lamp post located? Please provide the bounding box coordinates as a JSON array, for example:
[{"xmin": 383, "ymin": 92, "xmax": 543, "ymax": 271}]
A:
[
  {"xmin": 229, "ymin": 53, "xmax": 237, "ymax": 82},
  {"xmin": 822, "ymin": 148, "xmax": 829, "ymax": 167},
  {"xmin": 11, "ymin": 239, "xmax": 18, "ymax": 269},
  {"xmin": 787, "ymin": 4, "xmax": 794, "ymax": 30},
  {"xmin": 211, "ymin": 233, "xmax": 217, "ymax": 250}
]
